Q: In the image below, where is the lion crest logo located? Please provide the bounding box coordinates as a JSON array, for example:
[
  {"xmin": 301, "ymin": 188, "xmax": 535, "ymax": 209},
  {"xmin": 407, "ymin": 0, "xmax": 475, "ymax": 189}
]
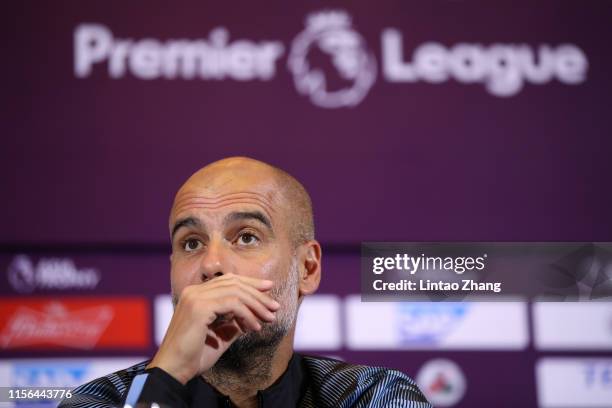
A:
[{"xmin": 288, "ymin": 10, "xmax": 377, "ymax": 108}]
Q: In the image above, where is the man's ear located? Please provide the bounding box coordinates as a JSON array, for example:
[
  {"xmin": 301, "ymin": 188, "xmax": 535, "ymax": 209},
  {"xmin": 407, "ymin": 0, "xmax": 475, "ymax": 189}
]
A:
[{"xmin": 297, "ymin": 240, "xmax": 322, "ymax": 296}]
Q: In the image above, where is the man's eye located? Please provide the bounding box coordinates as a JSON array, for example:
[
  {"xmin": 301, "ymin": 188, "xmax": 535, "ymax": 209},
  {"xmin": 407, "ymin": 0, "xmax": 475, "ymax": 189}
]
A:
[
  {"xmin": 183, "ymin": 239, "xmax": 203, "ymax": 252},
  {"xmin": 237, "ymin": 233, "xmax": 259, "ymax": 246}
]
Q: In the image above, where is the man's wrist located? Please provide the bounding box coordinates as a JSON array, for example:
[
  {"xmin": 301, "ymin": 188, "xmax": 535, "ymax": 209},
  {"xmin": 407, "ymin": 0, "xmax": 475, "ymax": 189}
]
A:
[{"xmin": 146, "ymin": 359, "xmax": 192, "ymax": 386}]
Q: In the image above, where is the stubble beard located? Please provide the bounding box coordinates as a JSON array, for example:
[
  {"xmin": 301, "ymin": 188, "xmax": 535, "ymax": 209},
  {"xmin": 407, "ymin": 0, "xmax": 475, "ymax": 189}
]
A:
[{"xmin": 171, "ymin": 258, "xmax": 300, "ymax": 388}]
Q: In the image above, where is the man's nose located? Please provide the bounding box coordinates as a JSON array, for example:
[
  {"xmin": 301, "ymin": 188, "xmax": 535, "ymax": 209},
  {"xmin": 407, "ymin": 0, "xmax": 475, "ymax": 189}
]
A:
[{"xmin": 199, "ymin": 239, "xmax": 225, "ymax": 282}]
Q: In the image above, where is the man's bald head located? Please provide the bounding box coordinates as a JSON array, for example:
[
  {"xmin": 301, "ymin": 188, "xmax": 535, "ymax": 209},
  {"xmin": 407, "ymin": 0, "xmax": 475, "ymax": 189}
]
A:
[{"xmin": 171, "ymin": 157, "xmax": 314, "ymax": 247}]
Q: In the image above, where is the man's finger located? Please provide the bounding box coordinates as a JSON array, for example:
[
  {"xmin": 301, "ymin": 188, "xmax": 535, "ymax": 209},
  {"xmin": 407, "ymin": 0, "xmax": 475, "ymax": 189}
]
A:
[
  {"xmin": 215, "ymin": 274, "xmax": 275, "ymax": 291},
  {"xmin": 198, "ymin": 277, "xmax": 281, "ymax": 314},
  {"xmin": 211, "ymin": 298, "xmax": 265, "ymax": 331}
]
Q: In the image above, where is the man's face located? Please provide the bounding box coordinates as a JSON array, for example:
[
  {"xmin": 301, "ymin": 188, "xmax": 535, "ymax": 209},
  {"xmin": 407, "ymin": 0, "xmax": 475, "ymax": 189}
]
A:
[{"xmin": 168, "ymin": 167, "xmax": 300, "ymax": 364}]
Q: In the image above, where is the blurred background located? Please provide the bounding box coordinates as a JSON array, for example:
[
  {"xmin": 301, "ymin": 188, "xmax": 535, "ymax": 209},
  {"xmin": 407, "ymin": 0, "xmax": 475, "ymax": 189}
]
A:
[{"xmin": 1, "ymin": 1, "xmax": 612, "ymax": 407}]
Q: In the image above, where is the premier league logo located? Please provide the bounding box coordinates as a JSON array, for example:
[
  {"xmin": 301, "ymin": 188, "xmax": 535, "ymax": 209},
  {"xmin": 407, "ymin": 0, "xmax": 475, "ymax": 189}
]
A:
[
  {"xmin": 7, "ymin": 255, "xmax": 35, "ymax": 293},
  {"xmin": 288, "ymin": 10, "xmax": 377, "ymax": 109}
]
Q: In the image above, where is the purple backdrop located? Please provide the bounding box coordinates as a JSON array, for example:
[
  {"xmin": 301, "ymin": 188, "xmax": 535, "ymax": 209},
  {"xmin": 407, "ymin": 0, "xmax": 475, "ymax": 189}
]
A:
[{"xmin": 2, "ymin": 1, "xmax": 612, "ymax": 407}]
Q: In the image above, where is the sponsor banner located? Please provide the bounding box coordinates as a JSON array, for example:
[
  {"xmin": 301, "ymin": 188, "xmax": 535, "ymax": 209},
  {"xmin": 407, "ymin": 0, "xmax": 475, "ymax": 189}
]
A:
[
  {"xmin": 416, "ymin": 359, "xmax": 467, "ymax": 407},
  {"xmin": 294, "ymin": 295, "xmax": 341, "ymax": 350},
  {"xmin": 534, "ymin": 302, "xmax": 612, "ymax": 350},
  {"xmin": 0, "ymin": 357, "xmax": 144, "ymax": 387},
  {"xmin": 345, "ymin": 295, "xmax": 528, "ymax": 350},
  {"xmin": 73, "ymin": 9, "xmax": 589, "ymax": 109},
  {"xmin": 0, "ymin": 253, "xmax": 173, "ymax": 296},
  {"xmin": 154, "ymin": 295, "xmax": 172, "ymax": 347},
  {"xmin": 0, "ymin": 298, "xmax": 150, "ymax": 350},
  {"xmin": 154, "ymin": 294, "xmax": 341, "ymax": 350},
  {"xmin": 536, "ymin": 358, "xmax": 612, "ymax": 407},
  {"xmin": 4, "ymin": 255, "xmax": 100, "ymax": 294}
]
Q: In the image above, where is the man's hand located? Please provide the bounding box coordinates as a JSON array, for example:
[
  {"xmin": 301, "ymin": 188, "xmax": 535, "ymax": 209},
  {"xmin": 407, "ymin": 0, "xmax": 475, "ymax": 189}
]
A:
[{"xmin": 147, "ymin": 274, "xmax": 280, "ymax": 385}]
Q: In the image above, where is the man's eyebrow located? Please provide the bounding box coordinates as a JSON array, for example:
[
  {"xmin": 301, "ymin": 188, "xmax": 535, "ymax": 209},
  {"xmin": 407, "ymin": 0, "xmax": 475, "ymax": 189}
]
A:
[
  {"xmin": 171, "ymin": 217, "xmax": 201, "ymax": 240},
  {"xmin": 225, "ymin": 211, "xmax": 273, "ymax": 231}
]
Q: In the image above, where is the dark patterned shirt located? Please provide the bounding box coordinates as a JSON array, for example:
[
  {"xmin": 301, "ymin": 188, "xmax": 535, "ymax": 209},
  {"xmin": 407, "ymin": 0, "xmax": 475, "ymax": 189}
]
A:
[{"xmin": 59, "ymin": 354, "xmax": 431, "ymax": 408}]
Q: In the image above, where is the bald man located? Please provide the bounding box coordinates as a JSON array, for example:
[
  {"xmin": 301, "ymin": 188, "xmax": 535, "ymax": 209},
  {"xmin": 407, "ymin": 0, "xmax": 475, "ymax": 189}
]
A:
[{"xmin": 60, "ymin": 158, "xmax": 431, "ymax": 408}]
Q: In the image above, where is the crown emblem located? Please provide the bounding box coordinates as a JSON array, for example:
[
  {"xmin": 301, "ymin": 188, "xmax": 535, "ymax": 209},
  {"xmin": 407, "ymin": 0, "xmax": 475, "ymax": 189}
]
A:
[{"xmin": 305, "ymin": 10, "xmax": 351, "ymax": 31}]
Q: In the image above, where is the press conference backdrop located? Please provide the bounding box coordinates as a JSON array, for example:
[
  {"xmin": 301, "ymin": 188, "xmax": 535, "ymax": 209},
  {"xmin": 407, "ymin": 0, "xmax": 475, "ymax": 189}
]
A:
[{"xmin": 1, "ymin": 1, "xmax": 612, "ymax": 407}]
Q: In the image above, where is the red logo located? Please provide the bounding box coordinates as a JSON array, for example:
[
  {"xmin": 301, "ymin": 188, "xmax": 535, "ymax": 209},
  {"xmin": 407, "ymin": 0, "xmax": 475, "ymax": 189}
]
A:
[{"xmin": 0, "ymin": 298, "xmax": 150, "ymax": 350}]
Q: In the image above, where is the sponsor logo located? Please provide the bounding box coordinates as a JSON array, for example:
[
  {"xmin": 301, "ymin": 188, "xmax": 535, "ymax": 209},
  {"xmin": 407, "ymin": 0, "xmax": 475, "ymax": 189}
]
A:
[
  {"xmin": 288, "ymin": 11, "xmax": 377, "ymax": 108},
  {"xmin": 0, "ymin": 302, "xmax": 113, "ymax": 349},
  {"xmin": 345, "ymin": 296, "xmax": 528, "ymax": 350},
  {"xmin": 7, "ymin": 254, "xmax": 100, "ymax": 293},
  {"xmin": 0, "ymin": 298, "xmax": 150, "ymax": 350},
  {"xmin": 416, "ymin": 359, "xmax": 466, "ymax": 407},
  {"xmin": 396, "ymin": 303, "xmax": 468, "ymax": 344},
  {"xmin": 584, "ymin": 360, "xmax": 612, "ymax": 388},
  {"xmin": 12, "ymin": 363, "xmax": 87, "ymax": 388},
  {"xmin": 536, "ymin": 358, "xmax": 612, "ymax": 407},
  {"xmin": 0, "ymin": 358, "xmax": 146, "ymax": 388},
  {"xmin": 73, "ymin": 10, "xmax": 589, "ymax": 109}
]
